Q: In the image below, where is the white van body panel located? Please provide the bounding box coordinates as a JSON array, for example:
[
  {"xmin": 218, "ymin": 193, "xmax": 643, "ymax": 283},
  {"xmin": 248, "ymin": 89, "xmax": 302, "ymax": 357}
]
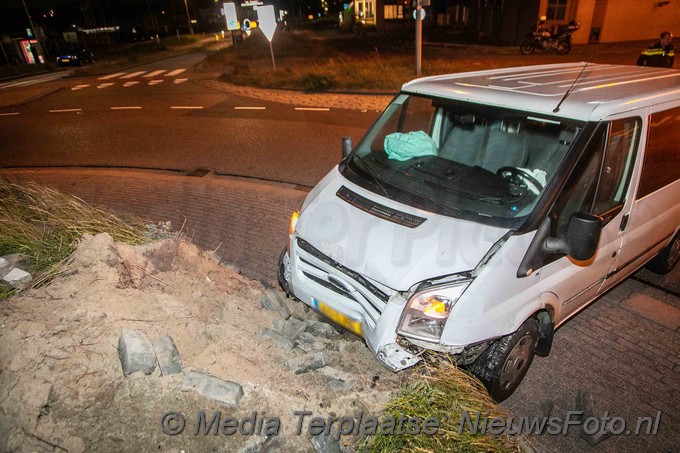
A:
[
  {"xmin": 281, "ymin": 63, "xmax": 680, "ymax": 381},
  {"xmin": 295, "ymin": 169, "xmax": 507, "ymax": 291}
]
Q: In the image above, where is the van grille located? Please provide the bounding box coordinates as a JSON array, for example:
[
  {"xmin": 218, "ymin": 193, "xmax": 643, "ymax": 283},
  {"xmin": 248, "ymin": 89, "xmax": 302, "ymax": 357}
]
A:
[{"xmin": 295, "ymin": 238, "xmax": 390, "ymax": 326}]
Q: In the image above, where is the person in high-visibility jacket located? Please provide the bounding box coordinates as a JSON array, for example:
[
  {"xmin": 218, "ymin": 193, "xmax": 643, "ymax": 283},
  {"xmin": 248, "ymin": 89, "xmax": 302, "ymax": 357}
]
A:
[{"xmin": 637, "ymin": 31, "xmax": 674, "ymax": 68}]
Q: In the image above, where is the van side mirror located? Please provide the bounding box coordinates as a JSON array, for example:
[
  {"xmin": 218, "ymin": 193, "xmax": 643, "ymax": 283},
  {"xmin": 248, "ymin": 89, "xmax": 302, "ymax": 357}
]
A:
[
  {"xmin": 517, "ymin": 213, "xmax": 603, "ymax": 278},
  {"xmin": 342, "ymin": 136, "xmax": 353, "ymax": 158},
  {"xmin": 545, "ymin": 212, "xmax": 603, "ymax": 261}
]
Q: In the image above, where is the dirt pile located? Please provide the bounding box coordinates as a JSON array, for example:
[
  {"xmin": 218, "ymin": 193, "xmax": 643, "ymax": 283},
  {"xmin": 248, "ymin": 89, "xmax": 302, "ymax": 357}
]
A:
[{"xmin": 0, "ymin": 234, "xmax": 402, "ymax": 452}]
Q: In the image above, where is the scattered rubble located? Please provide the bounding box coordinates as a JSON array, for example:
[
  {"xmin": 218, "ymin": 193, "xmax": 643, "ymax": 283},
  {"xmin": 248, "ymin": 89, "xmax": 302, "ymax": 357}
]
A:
[
  {"xmin": 284, "ymin": 352, "xmax": 333, "ymax": 375},
  {"xmin": 1, "ymin": 267, "xmax": 32, "ymax": 289},
  {"xmin": 0, "ymin": 233, "xmax": 401, "ymax": 451},
  {"xmin": 118, "ymin": 330, "xmax": 157, "ymax": 376},
  {"xmin": 152, "ymin": 335, "xmax": 184, "ymax": 376},
  {"xmin": 184, "ymin": 371, "xmax": 244, "ymax": 408},
  {"xmin": 0, "ymin": 254, "xmax": 33, "ymax": 290}
]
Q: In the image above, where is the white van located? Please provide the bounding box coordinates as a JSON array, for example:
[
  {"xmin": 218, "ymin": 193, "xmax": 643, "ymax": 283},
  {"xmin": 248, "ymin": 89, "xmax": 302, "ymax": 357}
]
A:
[{"xmin": 278, "ymin": 63, "xmax": 680, "ymax": 401}]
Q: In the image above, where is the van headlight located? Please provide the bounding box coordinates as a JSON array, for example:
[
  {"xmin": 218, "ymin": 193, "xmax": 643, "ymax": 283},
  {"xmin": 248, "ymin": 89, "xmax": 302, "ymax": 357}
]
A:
[
  {"xmin": 287, "ymin": 210, "xmax": 300, "ymax": 252},
  {"xmin": 397, "ymin": 282, "xmax": 469, "ymax": 342}
]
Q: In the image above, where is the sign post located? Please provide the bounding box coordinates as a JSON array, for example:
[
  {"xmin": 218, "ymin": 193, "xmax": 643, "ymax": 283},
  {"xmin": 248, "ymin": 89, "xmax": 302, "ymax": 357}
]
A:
[
  {"xmin": 257, "ymin": 5, "xmax": 277, "ymax": 71},
  {"xmin": 415, "ymin": 0, "xmax": 422, "ymax": 76}
]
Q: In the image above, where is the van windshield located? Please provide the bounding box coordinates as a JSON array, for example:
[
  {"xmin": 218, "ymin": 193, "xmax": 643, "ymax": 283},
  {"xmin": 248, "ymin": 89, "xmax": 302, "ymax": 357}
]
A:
[{"xmin": 341, "ymin": 93, "xmax": 585, "ymax": 228}]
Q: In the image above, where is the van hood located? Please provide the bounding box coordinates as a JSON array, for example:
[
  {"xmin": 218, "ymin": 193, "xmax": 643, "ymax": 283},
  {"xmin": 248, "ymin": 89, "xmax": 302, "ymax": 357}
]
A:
[{"xmin": 295, "ymin": 169, "xmax": 508, "ymax": 291}]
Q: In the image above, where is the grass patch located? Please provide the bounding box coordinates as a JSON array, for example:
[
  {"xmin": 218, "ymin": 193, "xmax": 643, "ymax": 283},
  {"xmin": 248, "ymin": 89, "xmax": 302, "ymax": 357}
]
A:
[
  {"xmin": 0, "ymin": 181, "xmax": 148, "ymax": 298},
  {"xmin": 207, "ymin": 29, "xmax": 654, "ymax": 92},
  {"xmin": 360, "ymin": 361, "xmax": 520, "ymax": 452}
]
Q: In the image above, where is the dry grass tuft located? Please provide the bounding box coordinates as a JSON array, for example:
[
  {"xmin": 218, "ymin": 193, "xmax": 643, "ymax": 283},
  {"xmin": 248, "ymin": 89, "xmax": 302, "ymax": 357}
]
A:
[
  {"xmin": 0, "ymin": 181, "xmax": 148, "ymax": 297},
  {"xmin": 360, "ymin": 360, "xmax": 521, "ymax": 452}
]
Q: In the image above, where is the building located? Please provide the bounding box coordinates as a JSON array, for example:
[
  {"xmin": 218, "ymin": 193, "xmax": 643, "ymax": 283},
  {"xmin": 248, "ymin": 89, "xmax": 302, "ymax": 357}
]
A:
[{"xmin": 350, "ymin": 0, "xmax": 680, "ymax": 45}]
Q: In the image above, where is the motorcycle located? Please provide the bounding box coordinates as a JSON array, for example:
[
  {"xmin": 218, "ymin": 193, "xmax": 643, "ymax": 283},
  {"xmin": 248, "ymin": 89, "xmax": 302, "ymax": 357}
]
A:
[{"xmin": 520, "ymin": 20, "xmax": 580, "ymax": 55}]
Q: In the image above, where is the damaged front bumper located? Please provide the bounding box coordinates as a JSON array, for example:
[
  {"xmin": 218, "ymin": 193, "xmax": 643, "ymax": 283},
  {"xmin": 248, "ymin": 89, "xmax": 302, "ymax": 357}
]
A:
[{"xmin": 278, "ymin": 241, "xmax": 422, "ymax": 371}]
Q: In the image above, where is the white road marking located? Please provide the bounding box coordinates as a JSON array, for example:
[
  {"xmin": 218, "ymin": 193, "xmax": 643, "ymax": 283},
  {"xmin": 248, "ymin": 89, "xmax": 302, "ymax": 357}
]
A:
[
  {"xmin": 110, "ymin": 106, "xmax": 142, "ymax": 110},
  {"xmin": 143, "ymin": 70, "xmax": 166, "ymax": 78},
  {"xmin": 49, "ymin": 109, "xmax": 82, "ymax": 113},
  {"xmin": 165, "ymin": 69, "xmax": 187, "ymax": 76},
  {"xmin": 171, "ymin": 106, "xmax": 203, "ymax": 110},
  {"xmin": 121, "ymin": 71, "xmax": 146, "ymax": 79},
  {"xmin": 0, "ymin": 112, "xmax": 20, "ymax": 116},
  {"xmin": 234, "ymin": 106, "xmax": 266, "ymax": 110},
  {"xmin": 173, "ymin": 78, "xmax": 188, "ymax": 84},
  {"xmin": 97, "ymin": 83, "xmax": 114, "ymax": 89},
  {"xmin": 294, "ymin": 107, "xmax": 331, "ymax": 111},
  {"xmin": 71, "ymin": 84, "xmax": 90, "ymax": 91},
  {"xmin": 123, "ymin": 81, "xmax": 139, "ymax": 87},
  {"xmin": 98, "ymin": 72, "xmax": 126, "ymax": 80},
  {"xmin": 148, "ymin": 79, "xmax": 164, "ymax": 85}
]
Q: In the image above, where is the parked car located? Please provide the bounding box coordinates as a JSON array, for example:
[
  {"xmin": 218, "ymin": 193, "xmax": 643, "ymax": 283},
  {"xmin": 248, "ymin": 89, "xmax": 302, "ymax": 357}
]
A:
[
  {"xmin": 56, "ymin": 48, "xmax": 94, "ymax": 67},
  {"xmin": 278, "ymin": 63, "xmax": 680, "ymax": 401}
]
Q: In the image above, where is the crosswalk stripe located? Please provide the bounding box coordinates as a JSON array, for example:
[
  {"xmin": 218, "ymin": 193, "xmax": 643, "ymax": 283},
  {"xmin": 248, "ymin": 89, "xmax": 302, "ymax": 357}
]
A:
[
  {"xmin": 144, "ymin": 70, "xmax": 166, "ymax": 78},
  {"xmin": 121, "ymin": 71, "xmax": 146, "ymax": 79},
  {"xmin": 97, "ymin": 83, "xmax": 114, "ymax": 89},
  {"xmin": 123, "ymin": 81, "xmax": 139, "ymax": 87},
  {"xmin": 71, "ymin": 84, "xmax": 90, "ymax": 91},
  {"xmin": 165, "ymin": 68, "xmax": 187, "ymax": 76},
  {"xmin": 98, "ymin": 72, "xmax": 126, "ymax": 80},
  {"xmin": 148, "ymin": 80, "xmax": 164, "ymax": 85},
  {"xmin": 174, "ymin": 78, "xmax": 188, "ymax": 84}
]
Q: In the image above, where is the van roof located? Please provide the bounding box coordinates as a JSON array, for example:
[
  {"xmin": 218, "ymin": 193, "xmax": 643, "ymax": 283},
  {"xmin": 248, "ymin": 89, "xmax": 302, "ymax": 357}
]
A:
[{"xmin": 402, "ymin": 63, "xmax": 680, "ymax": 121}]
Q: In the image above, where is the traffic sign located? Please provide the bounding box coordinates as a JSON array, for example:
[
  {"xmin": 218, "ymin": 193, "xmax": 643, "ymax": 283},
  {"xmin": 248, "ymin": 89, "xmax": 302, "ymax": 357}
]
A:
[
  {"xmin": 257, "ymin": 5, "xmax": 276, "ymax": 42},
  {"xmin": 223, "ymin": 2, "xmax": 239, "ymax": 31},
  {"xmin": 412, "ymin": 8, "xmax": 425, "ymax": 20}
]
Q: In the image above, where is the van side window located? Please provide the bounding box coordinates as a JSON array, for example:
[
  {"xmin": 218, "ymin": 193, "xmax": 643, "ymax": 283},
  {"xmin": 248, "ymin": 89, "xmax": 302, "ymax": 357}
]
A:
[
  {"xmin": 592, "ymin": 118, "xmax": 640, "ymax": 217},
  {"xmin": 637, "ymin": 107, "xmax": 680, "ymax": 198},
  {"xmin": 552, "ymin": 118, "xmax": 639, "ymax": 236}
]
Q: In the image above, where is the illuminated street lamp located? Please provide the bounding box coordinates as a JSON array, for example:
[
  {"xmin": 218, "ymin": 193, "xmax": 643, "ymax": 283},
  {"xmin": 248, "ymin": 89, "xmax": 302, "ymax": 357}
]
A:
[{"xmin": 183, "ymin": 0, "xmax": 194, "ymax": 34}]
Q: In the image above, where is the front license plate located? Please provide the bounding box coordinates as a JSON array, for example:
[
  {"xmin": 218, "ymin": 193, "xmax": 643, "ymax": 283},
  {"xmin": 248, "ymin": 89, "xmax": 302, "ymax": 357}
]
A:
[
  {"xmin": 313, "ymin": 298, "xmax": 362, "ymax": 336},
  {"xmin": 61, "ymin": 58, "xmax": 70, "ymax": 62}
]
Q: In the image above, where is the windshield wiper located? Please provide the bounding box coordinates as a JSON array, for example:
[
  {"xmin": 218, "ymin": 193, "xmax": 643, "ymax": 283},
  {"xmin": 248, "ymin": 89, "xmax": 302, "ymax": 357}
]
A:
[{"xmin": 353, "ymin": 157, "xmax": 389, "ymax": 198}]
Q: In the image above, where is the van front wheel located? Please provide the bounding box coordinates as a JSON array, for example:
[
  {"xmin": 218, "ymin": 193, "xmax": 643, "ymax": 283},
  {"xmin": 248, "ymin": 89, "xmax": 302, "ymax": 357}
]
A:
[{"xmin": 468, "ymin": 318, "xmax": 538, "ymax": 402}]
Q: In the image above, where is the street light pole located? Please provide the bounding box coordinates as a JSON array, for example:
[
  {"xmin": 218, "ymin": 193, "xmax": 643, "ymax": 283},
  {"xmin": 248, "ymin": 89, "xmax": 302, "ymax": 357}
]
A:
[
  {"xmin": 415, "ymin": 0, "xmax": 422, "ymax": 76},
  {"xmin": 183, "ymin": 0, "xmax": 194, "ymax": 35},
  {"xmin": 21, "ymin": 0, "xmax": 48, "ymax": 62}
]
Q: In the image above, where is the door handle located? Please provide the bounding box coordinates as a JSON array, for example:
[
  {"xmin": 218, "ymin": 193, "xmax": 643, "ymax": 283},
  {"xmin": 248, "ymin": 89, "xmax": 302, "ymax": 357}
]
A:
[{"xmin": 619, "ymin": 213, "xmax": 629, "ymax": 231}]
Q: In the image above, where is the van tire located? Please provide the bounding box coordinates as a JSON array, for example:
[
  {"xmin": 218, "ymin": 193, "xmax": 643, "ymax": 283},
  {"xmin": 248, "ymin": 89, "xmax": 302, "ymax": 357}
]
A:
[
  {"xmin": 645, "ymin": 231, "xmax": 680, "ymax": 275},
  {"xmin": 467, "ymin": 318, "xmax": 538, "ymax": 402}
]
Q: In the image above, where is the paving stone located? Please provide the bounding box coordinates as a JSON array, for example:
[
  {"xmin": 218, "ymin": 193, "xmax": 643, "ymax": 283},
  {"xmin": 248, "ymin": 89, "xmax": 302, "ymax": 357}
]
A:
[
  {"xmin": 261, "ymin": 290, "xmax": 292, "ymax": 319},
  {"xmin": 152, "ymin": 335, "xmax": 183, "ymax": 376},
  {"xmin": 295, "ymin": 331, "xmax": 331, "ymax": 353},
  {"xmin": 261, "ymin": 328, "xmax": 295, "ymax": 350},
  {"xmin": 1, "ymin": 267, "xmax": 32, "ymax": 289},
  {"xmin": 0, "ymin": 257, "xmax": 11, "ymax": 278},
  {"xmin": 118, "ymin": 330, "xmax": 156, "ymax": 376},
  {"xmin": 304, "ymin": 319, "xmax": 336, "ymax": 339},
  {"xmin": 284, "ymin": 352, "xmax": 332, "ymax": 375},
  {"xmin": 310, "ymin": 432, "xmax": 342, "ymax": 453},
  {"xmin": 280, "ymin": 317, "xmax": 307, "ymax": 341},
  {"xmin": 183, "ymin": 371, "xmax": 244, "ymax": 408}
]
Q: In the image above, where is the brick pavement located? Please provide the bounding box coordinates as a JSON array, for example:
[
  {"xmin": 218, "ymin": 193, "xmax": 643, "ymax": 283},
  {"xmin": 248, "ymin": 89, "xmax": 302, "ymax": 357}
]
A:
[
  {"xmin": 2, "ymin": 168, "xmax": 306, "ymax": 285},
  {"xmin": 2, "ymin": 167, "xmax": 678, "ymax": 452}
]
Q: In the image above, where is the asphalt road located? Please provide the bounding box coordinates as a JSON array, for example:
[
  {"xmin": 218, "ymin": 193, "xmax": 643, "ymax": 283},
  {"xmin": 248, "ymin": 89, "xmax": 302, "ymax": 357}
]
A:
[{"xmin": 0, "ymin": 52, "xmax": 378, "ymax": 188}]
